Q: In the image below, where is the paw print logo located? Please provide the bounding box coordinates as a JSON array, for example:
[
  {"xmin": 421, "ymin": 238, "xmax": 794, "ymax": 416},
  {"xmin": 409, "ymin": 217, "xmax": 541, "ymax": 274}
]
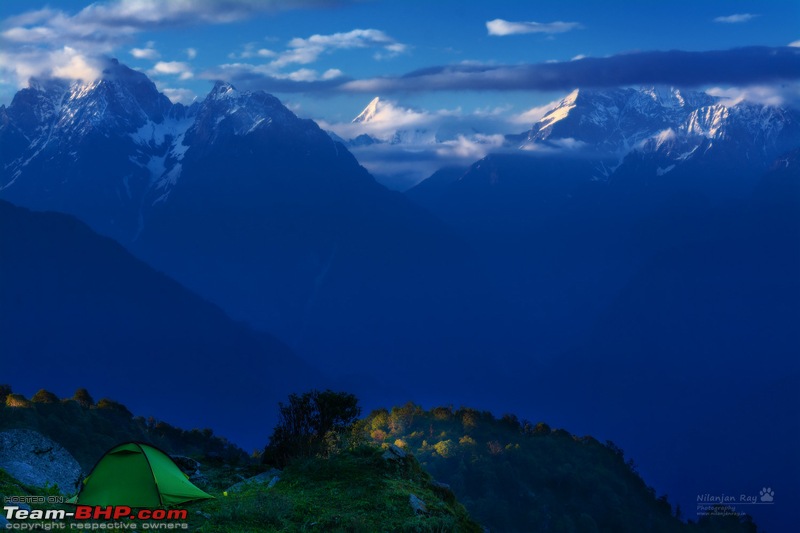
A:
[{"xmin": 759, "ymin": 487, "xmax": 774, "ymax": 502}]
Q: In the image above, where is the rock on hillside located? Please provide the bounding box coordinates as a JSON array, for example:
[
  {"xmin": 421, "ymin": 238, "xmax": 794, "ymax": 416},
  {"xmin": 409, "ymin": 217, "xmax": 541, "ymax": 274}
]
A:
[{"xmin": 0, "ymin": 429, "xmax": 82, "ymax": 494}]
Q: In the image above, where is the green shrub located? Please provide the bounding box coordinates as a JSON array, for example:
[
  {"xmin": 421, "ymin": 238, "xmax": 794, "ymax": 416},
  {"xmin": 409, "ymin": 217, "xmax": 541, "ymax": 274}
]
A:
[
  {"xmin": 31, "ymin": 389, "xmax": 59, "ymax": 404},
  {"xmin": 72, "ymin": 388, "xmax": 94, "ymax": 409},
  {"xmin": 263, "ymin": 390, "xmax": 360, "ymax": 467}
]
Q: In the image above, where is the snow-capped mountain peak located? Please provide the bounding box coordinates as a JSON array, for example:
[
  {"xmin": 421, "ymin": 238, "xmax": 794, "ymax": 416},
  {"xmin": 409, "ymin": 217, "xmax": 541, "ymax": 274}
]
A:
[
  {"xmin": 536, "ymin": 89, "xmax": 579, "ymax": 131},
  {"xmin": 516, "ymin": 85, "xmax": 800, "ymax": 180},
  {"xmin": 524, "ymin": 86, "xmax": 722, "ymax": 153},
  {"xmin": 209, "ymin": 80, "xmax": 239, "ymax": 100},
  {"xmin": 352, "ymin": 96, "xmax": 381, "ymax": 123}
]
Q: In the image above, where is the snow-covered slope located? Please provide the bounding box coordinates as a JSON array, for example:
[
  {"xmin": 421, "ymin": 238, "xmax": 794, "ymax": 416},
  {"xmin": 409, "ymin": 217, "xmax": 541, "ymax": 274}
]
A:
[
  {"xmin": 352, "ymin": 96, "xmax": 381, "ymax": 124},
  {"xmin": 0, "ymin": 59, "xmax": 198, "ymax": 240}
]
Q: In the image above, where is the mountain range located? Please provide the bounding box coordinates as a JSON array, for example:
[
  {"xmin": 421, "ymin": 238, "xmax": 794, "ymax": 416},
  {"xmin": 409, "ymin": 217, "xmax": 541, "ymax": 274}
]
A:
[
  {"xmin": 0, "ymin": 59, "xmax": 518, "ymax": 404},
  {"xmin": 1, "ymin": 59, "xmax": 798, "ymax": 530}
]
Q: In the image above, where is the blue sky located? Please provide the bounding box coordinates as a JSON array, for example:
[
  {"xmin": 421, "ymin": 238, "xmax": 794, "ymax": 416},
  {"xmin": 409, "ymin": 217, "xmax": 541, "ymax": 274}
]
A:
[{"xmin": 1, "ymin": 0, "xmax": 798, "ymax": 186}]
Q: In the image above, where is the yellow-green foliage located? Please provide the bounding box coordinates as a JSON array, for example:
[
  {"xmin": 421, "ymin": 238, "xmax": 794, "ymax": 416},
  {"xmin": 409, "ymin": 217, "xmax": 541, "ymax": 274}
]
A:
[
  {"xmin": 433, "ymin": 440, "xmax": 455, "ymax": 458},
  {"xmin": 5, "ymin": 394, "xmax": 31, "ymax": 408}
]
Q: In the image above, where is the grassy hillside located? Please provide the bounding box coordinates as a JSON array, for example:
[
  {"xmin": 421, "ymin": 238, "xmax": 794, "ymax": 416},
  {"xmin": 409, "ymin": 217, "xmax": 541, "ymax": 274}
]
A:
[
  {"xmin": 0, "ymin": 447, "xmax": 479, "ymax": 532},
  {"xmin": 357, "ymin": 404, "xmax": 759, "ymax": 533},
  {"xmin": 192, "ymin": 446, "xmax": 480, "ymax": 532},
  {"xmin": 1, "ymin": 389, "xmax": 760, "ymax": 532},
  {"xmin": 0, "ymin": 389, "xmax": 480, "ymax": 532}
]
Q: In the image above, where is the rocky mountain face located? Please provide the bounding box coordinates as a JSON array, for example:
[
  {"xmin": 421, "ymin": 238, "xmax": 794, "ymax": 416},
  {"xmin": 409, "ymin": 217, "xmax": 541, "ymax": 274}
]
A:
[
  {"xmin": 0, "ymin": 61, "xmax": 191, "ymax": 242},
  {"xmin": 520, "ymin": 86, "xmax": 799, "ymax": 164}
]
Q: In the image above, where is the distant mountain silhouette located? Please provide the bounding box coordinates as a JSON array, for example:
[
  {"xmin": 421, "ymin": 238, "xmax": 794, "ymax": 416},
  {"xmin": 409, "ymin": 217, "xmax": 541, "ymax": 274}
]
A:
[{"xmin": 0, "ymin": 200, "xmax": 319, "ymax": 450}]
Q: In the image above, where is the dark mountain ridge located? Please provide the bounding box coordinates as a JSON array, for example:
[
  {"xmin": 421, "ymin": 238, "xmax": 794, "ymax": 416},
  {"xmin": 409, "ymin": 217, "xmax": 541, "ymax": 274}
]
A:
[
  {"xmin": 0, "ymin": 60, "xmax": 526, "ymax": 409},
  {"xmin": 0, "ymin": 200, "xmax": 320, "ymax": 450}
]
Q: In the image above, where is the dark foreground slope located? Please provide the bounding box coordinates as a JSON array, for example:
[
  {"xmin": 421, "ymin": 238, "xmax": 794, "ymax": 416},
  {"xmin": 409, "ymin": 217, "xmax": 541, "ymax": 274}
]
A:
[
  {"xmin": 0, "ymin": 394, "xmax": 758, "ymax": 532},
  {"xmin": 0, "ymin": 201, "xmax": 321, "ymax": 449},
  {"xmin": 0, "ymin": 394, "xmax": 481, "ymax": 532},
  {"xmin": 360, "ymin": 405, "xmax": 760, "ymax": 533}
]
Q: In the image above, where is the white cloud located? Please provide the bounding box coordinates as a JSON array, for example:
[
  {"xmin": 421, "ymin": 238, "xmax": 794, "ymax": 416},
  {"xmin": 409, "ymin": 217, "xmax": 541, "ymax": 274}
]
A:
[
  {"xmin": 186, "ymin": 47, "xmax": 197, "ymax": 59},
  {"xmin": 51, "ymin": 47, "xmax": 104, "ymax": 81},
  {"xmin": 210, "ymin": 61, "xmax": 344, "ymax": 86},
  {"xmin": 62, "ymin": 0, "xmax": 350, "ymax": 32},
  {"xmin": 713, "ymin": 13, "xmax": 758, "ymax": 24},
  {"xmin": 161, "ymin": 87, "xmax": 197, "ymax": 104},
  {"xmin": 0, "ymin": 46, "xmax": 104, "ymax": 87},
  {"xmin": 272, "ymin": 29, "xmax": 406, "ymax": 67},
  {"xmin": 345, "ymin": 131, "xmax": 508, "ymax": 191},
  {"xmin": 789, "ymin": 40, "xmax": 800, "ymax": 48},
  {"xmin": 150, "ymin": 61, "xmax": 193, "ymax": 80},
  {"xmin": 374, "ymin": 42, "xmax": 408, "ymax": 60},
  {"xmin": 214, "ymin": 28, "xmax": 405, "ymax": 88},
  {"xmin": 435, "ymin": 134, "xmax": 505, "ymax": 159},
  {"xmin": 385, "ymin": 43, "xmax": 407, "ymax": 54},
  {"xmin": 130, "ymin": 42, "xmax": 159, "ymax": 59},
  {"xmin": 0, "ymin": 1, "xmax": 355, "ymax": 87},
  {"xmin": 706, "ymin": 84, "xmax": 800, "ymax": 108},
  {"xmin": 548, "ymin": 137, "xmax": 587, "ymax": 150},
  {"xmin": 486, "ymin": 18, "xmax": 582, "ymax": 36},
  {"xmin": 286, "ymin": 68, "xmax": 321, "ymax": 82},
  {"xmin": 229, "ymin": 42, "xmax": 276, "ymax": 59},
  {"xmin": 321, "ymin": 68, "xmax": 343, "ymax": 80}
]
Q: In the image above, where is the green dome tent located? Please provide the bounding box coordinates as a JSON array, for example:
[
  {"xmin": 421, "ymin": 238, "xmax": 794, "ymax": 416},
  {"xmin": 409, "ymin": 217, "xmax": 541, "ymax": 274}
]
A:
[{"xmin": 68, "ymin": 443, "xmax": 213, "ymax": 507}]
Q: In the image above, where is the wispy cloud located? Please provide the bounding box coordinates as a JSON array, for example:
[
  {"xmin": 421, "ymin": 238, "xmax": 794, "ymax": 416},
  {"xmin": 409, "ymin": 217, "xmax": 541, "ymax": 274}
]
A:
[
  {"xmin": 340, "ymin": 47, "xmax": 800, "ymax": 94},
  {"xmin": 24, "ymin": 0, "xmax": 352, "ymax": 36},
  {"xmin": 0, "ymin": 0, "xmax": 355, "ymax": 86},
  {"xmin": 203, "ymin": 62, "xmax": 347, "ymax": 92},
  {"xmin": 130, "ymin": 41, "xmax": 159, "ymax": 60},
  {"xmin": 486, "ymin": 18, "xmax": 582, "ymax": 36},
  {"xmin": 150, "ymin": 61, "xmax": 193, "ymax": 80},
  {"xmin": 271, "ymin": 29, "xmax": 406, "ymax": 68},
  {"xmin": 706, "ymin": 82, "xmax": 800, "ymax": 109},
  {"xmin": 713, "ymin": 13, "xmax": 758, "ymax": 24},
  {"xmin": 228, "ymin": 42, "xmax": 277, "ymax": 60},
  {"xmin": 186, "ymin": 47, "xmax": 197, "ymax": 59},
  {"xmin": 204, "ymin": 28, "xmax": 406, "ymax": 91},
  {"xmin": 160, "ymin": 86, "xmax": 197, "ymax": 104},
  {"xmin": 0, "ymin": 46, "xmax": 106, "ymax": 86}
]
